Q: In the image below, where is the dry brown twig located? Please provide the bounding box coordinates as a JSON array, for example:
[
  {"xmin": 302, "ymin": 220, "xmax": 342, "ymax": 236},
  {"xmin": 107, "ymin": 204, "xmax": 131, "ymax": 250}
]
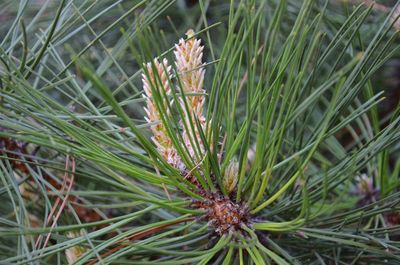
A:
[{"xmin": 35, "ymin": 155, "xmax": 76, "ymax": 250}]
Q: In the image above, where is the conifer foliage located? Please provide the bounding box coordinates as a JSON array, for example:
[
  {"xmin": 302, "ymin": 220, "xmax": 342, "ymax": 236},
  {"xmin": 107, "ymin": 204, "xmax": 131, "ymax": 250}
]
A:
[{"xmin": 0, "ymin": 0, "xmax": 399, "ymax": 264}]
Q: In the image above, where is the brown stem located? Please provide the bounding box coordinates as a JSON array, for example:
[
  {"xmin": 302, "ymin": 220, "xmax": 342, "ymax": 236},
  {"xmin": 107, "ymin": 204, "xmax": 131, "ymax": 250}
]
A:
[{"xmin": 86, "ymin": 217, "xmax": 195, "ymax": 265}]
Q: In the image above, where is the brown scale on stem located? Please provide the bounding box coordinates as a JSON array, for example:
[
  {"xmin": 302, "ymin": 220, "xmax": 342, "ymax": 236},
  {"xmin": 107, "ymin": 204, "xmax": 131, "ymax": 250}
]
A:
[{"xmin": 191, "ymin": 193, "xmax": 249, "ymax": 235}]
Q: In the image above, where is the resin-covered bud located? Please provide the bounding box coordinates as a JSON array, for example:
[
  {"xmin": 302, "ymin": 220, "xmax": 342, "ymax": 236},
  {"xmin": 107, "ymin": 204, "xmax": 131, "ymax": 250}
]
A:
[{"xmin": 223, "ymin": 159, "xmax": 239, "ymax": 194}]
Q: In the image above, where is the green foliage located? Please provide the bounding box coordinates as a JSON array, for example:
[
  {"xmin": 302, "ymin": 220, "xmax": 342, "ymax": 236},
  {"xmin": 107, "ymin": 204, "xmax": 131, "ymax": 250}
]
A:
[{"xmin": 0, "ymin": 0, "xmax": 399, "ymax": 264}]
